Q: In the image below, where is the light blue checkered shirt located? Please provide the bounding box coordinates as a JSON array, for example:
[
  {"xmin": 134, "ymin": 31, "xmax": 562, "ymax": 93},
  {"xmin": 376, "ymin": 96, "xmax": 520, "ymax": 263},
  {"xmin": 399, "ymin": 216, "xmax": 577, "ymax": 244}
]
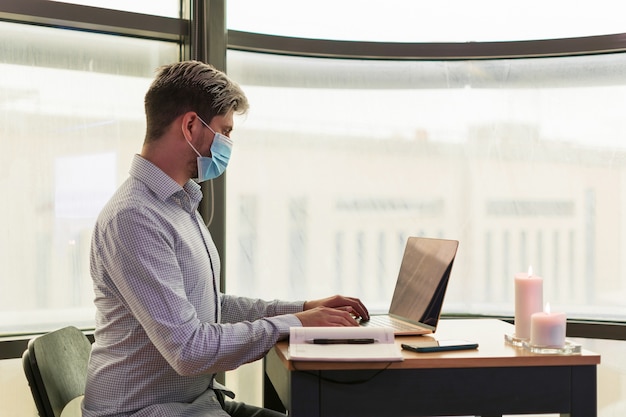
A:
[{"xmin": 83, "ymin": 154, "xmax": 303, "ymax": 417}]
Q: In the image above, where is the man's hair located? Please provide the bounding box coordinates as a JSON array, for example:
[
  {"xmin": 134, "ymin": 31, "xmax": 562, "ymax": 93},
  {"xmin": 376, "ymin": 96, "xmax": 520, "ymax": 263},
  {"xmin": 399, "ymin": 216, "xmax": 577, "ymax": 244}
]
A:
[{"xmin": 144, "ymin": 61, "xmax": 249, "ymax": 142}]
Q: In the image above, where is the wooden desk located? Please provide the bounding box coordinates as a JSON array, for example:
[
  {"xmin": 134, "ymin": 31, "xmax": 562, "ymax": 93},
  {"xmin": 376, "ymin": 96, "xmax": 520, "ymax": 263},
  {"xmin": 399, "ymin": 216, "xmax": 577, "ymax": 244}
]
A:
[{"xmin": 263, "ymin": 319, "xmax": 600, "ymax": 417}]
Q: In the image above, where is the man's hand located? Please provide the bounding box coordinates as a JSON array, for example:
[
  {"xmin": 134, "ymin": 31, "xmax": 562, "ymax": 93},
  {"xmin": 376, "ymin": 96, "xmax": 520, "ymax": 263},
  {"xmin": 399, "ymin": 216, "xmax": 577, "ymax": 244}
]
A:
[
  {"xmin": 296, "ymin": 295, "xmax": 370, "ymax": 327},
  {"xmin": 295, "ymin": 306, "xmax": 359, "ymax": 327}
]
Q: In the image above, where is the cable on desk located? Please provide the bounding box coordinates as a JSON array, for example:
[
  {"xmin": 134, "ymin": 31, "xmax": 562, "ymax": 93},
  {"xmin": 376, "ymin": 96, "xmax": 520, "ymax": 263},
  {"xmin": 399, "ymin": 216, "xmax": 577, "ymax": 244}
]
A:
[{"xmin": 292, "ymin": 361, "xmax": 394, "ymax": 385}]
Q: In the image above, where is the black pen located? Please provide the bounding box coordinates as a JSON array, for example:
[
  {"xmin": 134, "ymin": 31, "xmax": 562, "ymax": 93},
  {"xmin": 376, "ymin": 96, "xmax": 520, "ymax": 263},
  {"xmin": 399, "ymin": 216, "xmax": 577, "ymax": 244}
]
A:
[{"xmin": 307, "ymin": 338, "xmax": 376, "ymax": 344}]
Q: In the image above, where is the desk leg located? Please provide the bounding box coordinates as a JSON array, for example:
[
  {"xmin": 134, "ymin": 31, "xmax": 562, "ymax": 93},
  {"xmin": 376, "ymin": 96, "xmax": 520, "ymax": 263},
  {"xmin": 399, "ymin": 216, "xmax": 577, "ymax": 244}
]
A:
[
  {"xmin": 264, "ymin": 370, "xmax": 321, "ymax": 416},
  {"xmin": 568, "ymin": 365, "xmax": 597, "ymax": 417},
  {"xmin": 263, "ymin": 371, "xmax": 286, "ymax": 414},
  {"xmin": 264, "ymin": 349, "xmax": 321, "ymax": 417}
]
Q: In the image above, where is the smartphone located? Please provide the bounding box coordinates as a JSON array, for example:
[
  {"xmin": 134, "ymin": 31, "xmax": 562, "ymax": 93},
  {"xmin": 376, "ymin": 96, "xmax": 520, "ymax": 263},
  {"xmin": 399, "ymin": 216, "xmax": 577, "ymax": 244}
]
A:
[{"xmin": 401, "ymin": 339, "xmax": 478, "ymax": 353}]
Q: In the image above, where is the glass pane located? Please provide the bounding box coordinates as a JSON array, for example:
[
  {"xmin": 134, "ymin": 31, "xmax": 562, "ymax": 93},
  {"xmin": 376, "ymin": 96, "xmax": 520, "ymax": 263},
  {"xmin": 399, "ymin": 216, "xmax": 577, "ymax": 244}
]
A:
[
  {"xmin": 226, "ymin": 47, "xmax": 626, "ymax": 408},
  {"xmin": 47, "ymin": 0, "xmax": 179, "ymax": 18},
  {"xmin": 228, "ymin": 0, "xmax": 626, "ymax": 42},
  {"xmin": 225, "ymin": 49, "xmax": 626, "ymax": 322},
  {"xmin": 0, "ymin": 21, "xmax": 178, "ymax": 334}
]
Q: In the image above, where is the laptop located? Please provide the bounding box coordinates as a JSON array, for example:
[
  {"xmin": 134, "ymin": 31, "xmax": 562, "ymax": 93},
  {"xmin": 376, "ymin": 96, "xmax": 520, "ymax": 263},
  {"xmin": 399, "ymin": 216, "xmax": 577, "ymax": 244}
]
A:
[{"xmin": 360, "ymin": 236, "xmax": 459, "ymax": 335}]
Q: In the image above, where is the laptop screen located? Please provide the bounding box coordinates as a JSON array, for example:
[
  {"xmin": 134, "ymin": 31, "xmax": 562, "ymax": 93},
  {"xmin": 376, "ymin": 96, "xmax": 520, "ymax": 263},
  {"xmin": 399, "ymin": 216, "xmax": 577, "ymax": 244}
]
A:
[{"xmin": 388, "ymin": 237, "xmax": 459, "ymax": 329}]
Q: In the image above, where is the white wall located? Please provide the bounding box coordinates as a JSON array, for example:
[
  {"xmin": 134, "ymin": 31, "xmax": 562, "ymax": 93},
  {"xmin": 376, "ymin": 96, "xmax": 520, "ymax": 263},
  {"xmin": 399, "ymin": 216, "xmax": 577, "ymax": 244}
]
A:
[{"xmin": 1, "ymin": 358, "xmax": 38, "ymax": 417}]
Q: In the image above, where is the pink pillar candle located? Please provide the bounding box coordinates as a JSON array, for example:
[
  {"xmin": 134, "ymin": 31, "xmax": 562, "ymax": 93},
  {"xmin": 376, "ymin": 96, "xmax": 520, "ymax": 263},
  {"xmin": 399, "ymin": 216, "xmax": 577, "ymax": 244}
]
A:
[
  {"xmin": 530, "ymin": 307, "xmax": 566, "ymax": 348},
  {"xmin": 514, "ymin": 269, "xmax": 543, "ymax": 340}
]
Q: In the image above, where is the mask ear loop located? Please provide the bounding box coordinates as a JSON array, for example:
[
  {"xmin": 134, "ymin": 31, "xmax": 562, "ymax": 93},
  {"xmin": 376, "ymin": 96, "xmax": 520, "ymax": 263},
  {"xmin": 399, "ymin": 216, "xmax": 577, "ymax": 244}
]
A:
[
  {"xmin": 196, "ymin": 117, "xmax": 216, "ymax": 227},
  {"xmin": 197, "ymin": 115, "xmax": 221, "ymax": 228},
  {"xmin": 182, "ymin": 119, "xmax": 216, "ymax": 227},
  {"xmin": 182, "ymin": 120, "xmax": 203, "ymax": 157},
  {"xmin": 206, "ymin": 179, "xmax": 215, "ymax": 227}
]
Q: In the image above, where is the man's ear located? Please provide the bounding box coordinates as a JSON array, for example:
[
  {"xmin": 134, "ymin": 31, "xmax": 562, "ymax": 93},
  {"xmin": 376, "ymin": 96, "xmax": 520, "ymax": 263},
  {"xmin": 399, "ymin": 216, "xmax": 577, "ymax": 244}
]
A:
[{"xmin": 180, "ymin": 112, "xmax": 199, "ymax": 142}]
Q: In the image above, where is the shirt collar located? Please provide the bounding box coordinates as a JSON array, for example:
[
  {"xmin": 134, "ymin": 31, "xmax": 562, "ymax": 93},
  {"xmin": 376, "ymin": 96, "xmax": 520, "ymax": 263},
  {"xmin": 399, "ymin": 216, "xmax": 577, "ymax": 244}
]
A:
[{"xmin": 129, "ymin": 154, "xmax": 203, "ymax": 209}]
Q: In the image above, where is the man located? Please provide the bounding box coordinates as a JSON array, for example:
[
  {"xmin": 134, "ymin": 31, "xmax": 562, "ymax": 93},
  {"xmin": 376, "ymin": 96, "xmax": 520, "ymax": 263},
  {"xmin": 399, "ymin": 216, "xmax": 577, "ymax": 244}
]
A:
[{"xmin": 82, "ymin": 61, "xmax": 369, "ymax": 417}]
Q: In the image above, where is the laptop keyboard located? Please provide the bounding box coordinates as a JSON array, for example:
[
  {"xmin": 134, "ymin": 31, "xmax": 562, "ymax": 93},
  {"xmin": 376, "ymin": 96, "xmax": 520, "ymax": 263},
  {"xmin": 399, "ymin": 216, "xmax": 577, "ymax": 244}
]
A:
[{"xmin": 360, "ymin": 315, "xmax": 423, "ymax": 332}]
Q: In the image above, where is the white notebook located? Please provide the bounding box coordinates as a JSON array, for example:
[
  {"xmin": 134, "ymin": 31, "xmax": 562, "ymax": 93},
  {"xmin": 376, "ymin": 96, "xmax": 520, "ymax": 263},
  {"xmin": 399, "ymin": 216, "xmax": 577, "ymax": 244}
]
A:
[{"xmin": 288, "ymin": 327, "xmax": 403, "ymax": 362}]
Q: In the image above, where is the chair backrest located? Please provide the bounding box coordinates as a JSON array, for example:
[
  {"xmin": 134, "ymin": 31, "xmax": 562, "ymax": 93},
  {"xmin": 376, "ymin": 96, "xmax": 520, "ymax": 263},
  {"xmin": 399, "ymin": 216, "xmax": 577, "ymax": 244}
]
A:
[{"xmin": 22, "ymin": 326, "xmax": 91, "ymax": 417}]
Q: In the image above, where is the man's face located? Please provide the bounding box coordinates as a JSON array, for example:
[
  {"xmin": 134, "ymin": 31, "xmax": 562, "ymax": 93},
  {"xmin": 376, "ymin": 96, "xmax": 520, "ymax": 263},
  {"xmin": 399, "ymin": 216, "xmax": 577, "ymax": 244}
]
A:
[
  {"xmin": 197, "ymin": 111, "xmax": 234, "ymax": 158},
  {"xmin": 189, "ymin": 111, "xmax": 235, "ymax": 180}
]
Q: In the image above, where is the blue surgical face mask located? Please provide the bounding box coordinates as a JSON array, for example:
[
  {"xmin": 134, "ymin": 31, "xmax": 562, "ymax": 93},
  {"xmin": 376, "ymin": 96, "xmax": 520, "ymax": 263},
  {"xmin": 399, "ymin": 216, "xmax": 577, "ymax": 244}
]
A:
[{"xmin": 186, "ymin": 115, "xmax": 233, "ymax": 183}]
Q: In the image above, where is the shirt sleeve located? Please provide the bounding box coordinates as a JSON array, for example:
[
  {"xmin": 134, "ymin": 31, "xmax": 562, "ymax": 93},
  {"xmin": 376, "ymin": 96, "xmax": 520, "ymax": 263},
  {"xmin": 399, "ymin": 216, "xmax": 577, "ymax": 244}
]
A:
[
  {"xmin": 220, "ymin": 295, "xmax": 304, "ymax": 340},
  {"xmin": 221, "ymin": 294, "xmax": 304, "ymax": 323}
]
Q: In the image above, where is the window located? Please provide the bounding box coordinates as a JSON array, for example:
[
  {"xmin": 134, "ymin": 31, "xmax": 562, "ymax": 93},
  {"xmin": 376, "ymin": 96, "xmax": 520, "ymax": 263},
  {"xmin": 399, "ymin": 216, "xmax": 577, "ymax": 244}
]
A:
[
  {"xmin": 0, "ymin": 21, "xmax": 178, "ymax": 333},
  {"xmin": 225, "ymin": 49, "xmax": 626, "ymax": 321}
]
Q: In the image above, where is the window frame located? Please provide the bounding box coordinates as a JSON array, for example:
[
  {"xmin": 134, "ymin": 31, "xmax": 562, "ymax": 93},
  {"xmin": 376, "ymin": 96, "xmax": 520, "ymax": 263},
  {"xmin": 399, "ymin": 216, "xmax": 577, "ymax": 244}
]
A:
[
  {"xmin": 228, "ymin": 30, "xmax": 626, "ymax": 60},
  {"xmin": 0, "ymin": 0, "xmax": 186, "ymax": 41}
]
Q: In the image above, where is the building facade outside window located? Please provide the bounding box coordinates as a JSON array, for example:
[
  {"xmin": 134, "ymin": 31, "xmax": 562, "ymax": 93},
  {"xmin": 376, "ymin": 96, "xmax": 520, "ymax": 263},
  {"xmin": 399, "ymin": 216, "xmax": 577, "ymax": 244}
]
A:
[{"xmin": 225, "ymin": 49, "xmax": 626, "ymax": 321}]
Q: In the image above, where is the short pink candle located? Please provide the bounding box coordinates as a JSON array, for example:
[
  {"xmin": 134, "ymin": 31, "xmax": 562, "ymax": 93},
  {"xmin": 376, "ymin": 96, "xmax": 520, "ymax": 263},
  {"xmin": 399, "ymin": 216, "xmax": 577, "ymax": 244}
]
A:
[
  {"xmin": 514, "ymin": 266, "xmax": 543, "ymax": 340},
  {"xmin": 530, "ymin": 303, "xmax": 566, "ymax": 347}
]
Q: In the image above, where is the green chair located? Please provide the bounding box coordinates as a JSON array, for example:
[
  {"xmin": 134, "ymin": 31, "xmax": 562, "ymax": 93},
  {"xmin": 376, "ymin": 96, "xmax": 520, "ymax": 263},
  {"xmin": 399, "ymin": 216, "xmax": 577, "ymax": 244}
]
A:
[{"xmin": 22, "ymin": 326, "xmax": 91, "ymax": 417}]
